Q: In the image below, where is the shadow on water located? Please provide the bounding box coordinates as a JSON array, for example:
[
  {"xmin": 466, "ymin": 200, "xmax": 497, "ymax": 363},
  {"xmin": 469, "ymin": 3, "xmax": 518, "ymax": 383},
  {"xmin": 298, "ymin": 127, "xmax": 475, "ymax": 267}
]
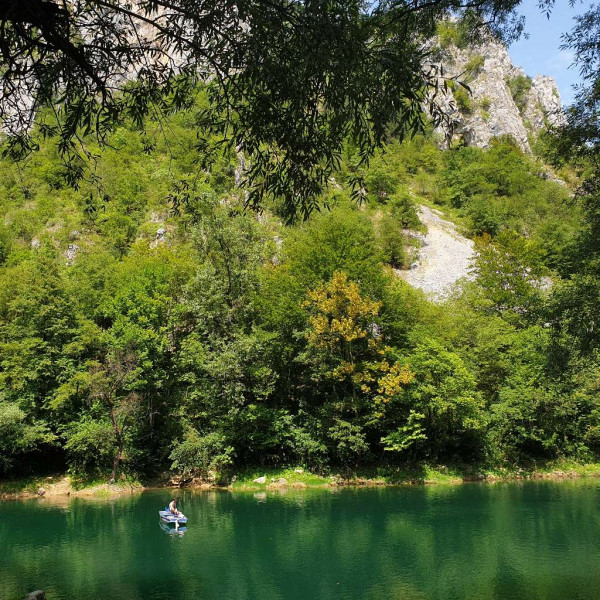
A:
[{"xmin": 2, "ymin": 480, "xmax": 600, "ymax": 600}]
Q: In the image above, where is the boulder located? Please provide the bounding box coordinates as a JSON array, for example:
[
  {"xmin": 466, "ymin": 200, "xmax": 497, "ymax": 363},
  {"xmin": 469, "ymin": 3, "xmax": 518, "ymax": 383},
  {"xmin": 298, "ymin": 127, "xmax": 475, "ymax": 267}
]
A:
[
  {"xmin": 150, "ymin": 227, "xmax": 167, "ymax": 248},
  {"xmin": 65, "ymin": 243, "xmax": 79, "ymax": 265},
  {"xmin": 267, "ymin": 478, "xmax": 289, "ymax": 490},
  {"xmin": 294, "ymin": 468, "xmax": 304, "ymax": 474},
  {"xmin": 252, "ymin": 476, "xmax": 266, "ymax": 484},
  {"xmin": 36, "ymin": 487, "xmax": 46, "ymax": 497},
  {"xmin": 25, "ymin": 591, "xmax": 45, "ymax": 600}
]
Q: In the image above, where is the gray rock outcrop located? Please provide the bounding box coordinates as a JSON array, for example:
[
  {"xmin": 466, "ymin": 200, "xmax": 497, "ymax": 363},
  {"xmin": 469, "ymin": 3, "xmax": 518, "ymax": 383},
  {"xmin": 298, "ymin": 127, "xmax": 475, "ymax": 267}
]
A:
[
  {"xmin": 523, "ymin": 74, "xmax": 565, "ymax": 131},
  {"xmin": 65, "ymin": 243, "xmax": 79, "ymax": 265},
  {"xmin": 433, "ymin": 35, "xmax": 565, "ymax": 152}
]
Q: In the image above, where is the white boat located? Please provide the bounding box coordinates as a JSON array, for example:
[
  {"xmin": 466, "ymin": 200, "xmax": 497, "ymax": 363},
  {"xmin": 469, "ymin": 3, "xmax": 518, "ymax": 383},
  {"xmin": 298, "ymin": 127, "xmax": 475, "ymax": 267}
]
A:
[{"xmin": 159, "ymin": 507, "xmax": 188, "ymax": 526}]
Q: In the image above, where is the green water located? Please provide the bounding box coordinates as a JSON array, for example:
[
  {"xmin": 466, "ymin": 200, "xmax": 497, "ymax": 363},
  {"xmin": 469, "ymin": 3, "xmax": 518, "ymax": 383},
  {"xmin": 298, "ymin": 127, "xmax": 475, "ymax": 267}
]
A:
[{"xmin": 2, "ymin": 480, "xmax": 600, "ymax": 600}]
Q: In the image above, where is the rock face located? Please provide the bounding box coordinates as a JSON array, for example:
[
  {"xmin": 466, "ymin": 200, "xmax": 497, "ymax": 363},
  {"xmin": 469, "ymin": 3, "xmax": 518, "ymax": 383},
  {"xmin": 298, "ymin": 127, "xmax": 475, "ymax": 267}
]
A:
[{"xmin": 434, "ymin": 35, "xmax": 565, "ymax": 152}]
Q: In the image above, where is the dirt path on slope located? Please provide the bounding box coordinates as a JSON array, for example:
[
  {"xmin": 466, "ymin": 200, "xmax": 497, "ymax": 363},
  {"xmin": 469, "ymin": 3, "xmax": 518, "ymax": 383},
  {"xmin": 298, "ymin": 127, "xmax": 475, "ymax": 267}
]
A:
[{"xmin": 397, "ymin": 205, "xmax": 475, "ymax": 300}]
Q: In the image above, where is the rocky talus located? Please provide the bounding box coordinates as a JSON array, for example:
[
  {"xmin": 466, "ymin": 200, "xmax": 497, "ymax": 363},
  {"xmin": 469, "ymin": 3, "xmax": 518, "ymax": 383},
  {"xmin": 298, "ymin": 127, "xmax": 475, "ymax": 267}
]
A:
[{"xmin": 397, "ymin": 206, "xmax": 475, "ymax": 300}]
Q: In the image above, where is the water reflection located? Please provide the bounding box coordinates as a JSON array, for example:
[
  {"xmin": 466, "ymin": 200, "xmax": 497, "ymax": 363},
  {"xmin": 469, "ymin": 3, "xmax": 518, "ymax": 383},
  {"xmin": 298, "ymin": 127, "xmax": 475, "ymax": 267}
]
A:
[
  {"xmin": 159, "ymin": 522, "xmax": 187, "ymax": 536},
  {"xmin": 2, "ymin": 481, "xmax": 600, "ymax": 600}
]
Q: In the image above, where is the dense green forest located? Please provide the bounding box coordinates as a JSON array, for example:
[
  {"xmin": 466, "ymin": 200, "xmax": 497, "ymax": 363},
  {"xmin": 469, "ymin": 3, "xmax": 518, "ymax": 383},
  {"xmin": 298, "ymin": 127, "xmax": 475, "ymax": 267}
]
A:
[{"xmin": 1, "ymin": 95, "xmax": 599, "ymax": 483}]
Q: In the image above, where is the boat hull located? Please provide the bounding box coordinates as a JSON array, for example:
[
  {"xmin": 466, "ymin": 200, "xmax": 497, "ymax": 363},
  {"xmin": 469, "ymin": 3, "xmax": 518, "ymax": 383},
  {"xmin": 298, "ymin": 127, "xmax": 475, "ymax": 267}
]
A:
[{"xmin": 159, "ymin": 510, "xmax": 188, "ymax": 525}]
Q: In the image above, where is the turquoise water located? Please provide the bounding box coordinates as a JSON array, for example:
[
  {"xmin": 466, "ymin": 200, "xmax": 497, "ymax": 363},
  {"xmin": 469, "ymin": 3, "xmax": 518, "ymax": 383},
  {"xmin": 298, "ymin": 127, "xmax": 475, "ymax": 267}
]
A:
[{"xmin": 2, "ymin": 480, "xmax": 600, "ymax": 600}]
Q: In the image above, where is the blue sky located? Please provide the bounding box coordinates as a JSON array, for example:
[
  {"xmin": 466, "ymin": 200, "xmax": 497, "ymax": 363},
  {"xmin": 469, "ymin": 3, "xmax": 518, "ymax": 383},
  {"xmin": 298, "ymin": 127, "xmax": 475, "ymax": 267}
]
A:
[{"xmin": 508, "ymin": 1, "xmax": 585, "ymax": 105}]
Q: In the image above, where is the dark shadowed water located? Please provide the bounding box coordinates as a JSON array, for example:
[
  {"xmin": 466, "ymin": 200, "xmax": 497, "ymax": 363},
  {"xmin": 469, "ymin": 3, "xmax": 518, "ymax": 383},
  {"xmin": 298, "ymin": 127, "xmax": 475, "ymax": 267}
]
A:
[{"xmin": 3, "ymin": 480, "xmax": 600, "ymax": 600}]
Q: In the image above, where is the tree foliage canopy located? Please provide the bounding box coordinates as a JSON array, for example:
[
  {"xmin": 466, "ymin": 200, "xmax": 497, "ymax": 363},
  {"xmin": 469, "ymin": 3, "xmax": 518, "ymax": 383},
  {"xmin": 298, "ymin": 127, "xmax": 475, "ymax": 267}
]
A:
[{"xmin": 0, "ymin": 109, "xmax": 597, "ymax": 478}]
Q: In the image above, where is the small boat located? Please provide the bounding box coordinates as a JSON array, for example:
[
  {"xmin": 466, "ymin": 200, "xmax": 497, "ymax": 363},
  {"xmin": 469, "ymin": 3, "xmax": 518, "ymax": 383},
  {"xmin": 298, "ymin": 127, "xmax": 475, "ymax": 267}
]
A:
[{"xmin": 159, "ymin": 507, "xmax": 188, "ymax": 526}]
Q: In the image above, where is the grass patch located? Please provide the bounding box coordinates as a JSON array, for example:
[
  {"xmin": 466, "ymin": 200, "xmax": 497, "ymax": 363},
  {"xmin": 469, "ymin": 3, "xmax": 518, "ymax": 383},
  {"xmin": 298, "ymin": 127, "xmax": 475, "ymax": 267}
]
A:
[
  {"xmin": 501, "ymin": 459, "xmax": 600, "ymax": 479},
  {"xmin": 69, "ymin": 474, "xmax": 142, "ymax": 491},
  {"xmin": 0, "ymin": 476, "xmax": 47, "ymax": 496},
  {"xmin": 4, "ymin": 461, "xmax": 600, "ymax": 500},
  {"xmin": 69, "ymin": 476, "xmax": 106, "ymax": 491},
  {"xmin": 453, "ymin": 87, "xmax": 473, "ymax": 114},
  {"xmin": 506, "ymin": 74, "xmax": 533, "ymax": 114},
  {"xmin": 336, "ymin": 464, "xmax": 470, "ymax": 485},
  {"xmin": 228, "ymin": 464, "xmax": 476, "ymax": 489},
  {"xmin": 229, "ymin": 467, "xmax": 331, "ymax": 491},
  {"xmin": 318, "ymin": 460, "xmax": 600, "ymax": 487}
]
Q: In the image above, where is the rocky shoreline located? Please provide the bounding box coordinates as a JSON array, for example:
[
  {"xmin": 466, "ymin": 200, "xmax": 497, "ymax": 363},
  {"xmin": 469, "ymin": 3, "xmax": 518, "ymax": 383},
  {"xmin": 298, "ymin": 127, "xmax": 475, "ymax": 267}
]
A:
[
  {"xmin": 3, "ymin": 465, "xmax": 600, "ymax": 501},
  {"xmin": 0, "ymin": 476, "xmax": 145, "ymax": 501}
]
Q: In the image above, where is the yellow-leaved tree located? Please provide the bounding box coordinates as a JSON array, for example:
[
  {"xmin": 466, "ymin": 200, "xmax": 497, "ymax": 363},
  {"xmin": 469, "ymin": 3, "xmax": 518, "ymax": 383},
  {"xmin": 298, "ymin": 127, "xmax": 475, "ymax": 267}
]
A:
[{"xmin": 301, "ymin": 271, "xmax": 413, "ymax": 465}]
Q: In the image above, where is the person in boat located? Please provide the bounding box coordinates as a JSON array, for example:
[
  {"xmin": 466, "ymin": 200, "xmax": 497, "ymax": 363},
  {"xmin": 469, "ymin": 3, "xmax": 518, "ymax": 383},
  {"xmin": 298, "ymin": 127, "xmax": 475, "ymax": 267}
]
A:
[{"xmin": 168, "ymin": 498, "xmax": 180, "ymax": 516}]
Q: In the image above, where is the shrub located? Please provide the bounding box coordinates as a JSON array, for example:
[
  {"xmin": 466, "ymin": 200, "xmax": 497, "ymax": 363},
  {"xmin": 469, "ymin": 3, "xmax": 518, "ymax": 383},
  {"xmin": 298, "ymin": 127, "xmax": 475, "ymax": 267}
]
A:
[
  {"xmin": 397, "ymin": 339, "xmax": 485, "ymax": 461},
  {"xmin": 507, "ymin": 74, "xmax": 533, "ymax": 114},
  {"xmin": 0, "ymin": 402, "xmax": 55, "ymax": 474},
  {"xmin": 453, "ymin": 87, "xmax": 473, "ymax": 114},
  {"xmin": 465, "ymin": 54, "xmax": 485, "ymax": 77},
  {"xmin": 328, "ymin": 419, "xmax": 369, "ymax": 466},
  {"xmin": 366, "ymin": 167, "xmax": 398, "ymax": 203},
  {"xmin": 65, "ymin": 418, "xmax": 117, "ymax": 477},
  {"xmin": 286, "ymin": 418, "xmax": 328, "ymax": 470},
  {"xmin": 378, "ymin": 213, "xmax": 406, "ymax": 269},
  {"xmin": 389, "ymin": 189, "xmax": 420, "ymax": 229},
  {"xmin": 466, "ymin": 196, "xmax": 503, "ymax": 236},
  {"xmin": 437, "ymin": 20, "xmax": 470, "ymax": 49}
]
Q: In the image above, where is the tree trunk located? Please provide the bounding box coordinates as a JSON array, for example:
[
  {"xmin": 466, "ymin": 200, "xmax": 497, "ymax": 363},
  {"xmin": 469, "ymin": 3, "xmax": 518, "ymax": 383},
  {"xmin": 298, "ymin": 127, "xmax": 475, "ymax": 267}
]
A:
[
  {"xmin": 107, "ymin": 404, "xmax": 124, "ymax": 483},
  {"xmin": 110, "ymin": 446, "xmax": 122, "ymax": 483}
]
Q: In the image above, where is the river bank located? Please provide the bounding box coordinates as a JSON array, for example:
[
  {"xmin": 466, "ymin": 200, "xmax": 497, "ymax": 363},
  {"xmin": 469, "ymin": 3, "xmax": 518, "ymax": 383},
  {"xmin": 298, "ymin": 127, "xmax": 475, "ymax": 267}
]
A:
[
  {"xmin": 3, "ymin": 460, "xmax": 600, "ymax": 500},
  {"xmin": 0, "ymin": 475, "xmax": 145, "ymax": 501}
]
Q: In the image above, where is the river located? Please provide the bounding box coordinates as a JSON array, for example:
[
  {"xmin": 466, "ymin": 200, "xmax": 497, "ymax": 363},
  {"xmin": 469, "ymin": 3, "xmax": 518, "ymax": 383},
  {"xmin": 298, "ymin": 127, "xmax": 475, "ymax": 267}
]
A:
[{"xmin": 2, "ymin": 480, "xmax": 600, "ymax": 600}]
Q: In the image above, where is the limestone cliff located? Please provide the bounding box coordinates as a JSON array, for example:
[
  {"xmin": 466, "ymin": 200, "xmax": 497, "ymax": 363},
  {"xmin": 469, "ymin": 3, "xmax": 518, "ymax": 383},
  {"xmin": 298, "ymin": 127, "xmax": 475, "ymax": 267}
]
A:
[{"xmin": 433, "ymin": 34, "xmax": 565, "ymax": 152}]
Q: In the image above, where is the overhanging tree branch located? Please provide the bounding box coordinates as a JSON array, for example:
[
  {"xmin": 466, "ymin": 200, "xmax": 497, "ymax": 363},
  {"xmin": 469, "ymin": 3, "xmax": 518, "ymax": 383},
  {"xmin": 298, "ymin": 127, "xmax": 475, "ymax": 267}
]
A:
[{"xmin": 0, "ymin": 0, "xmax": 525, "ymax": 217}]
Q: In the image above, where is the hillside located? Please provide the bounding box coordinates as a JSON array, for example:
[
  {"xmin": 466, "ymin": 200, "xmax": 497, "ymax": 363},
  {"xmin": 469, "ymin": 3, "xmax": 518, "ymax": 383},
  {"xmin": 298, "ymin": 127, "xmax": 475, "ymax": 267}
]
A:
[{"xmin": 0, "ymin": 96, "xmax": 596, "ymax": 483}]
